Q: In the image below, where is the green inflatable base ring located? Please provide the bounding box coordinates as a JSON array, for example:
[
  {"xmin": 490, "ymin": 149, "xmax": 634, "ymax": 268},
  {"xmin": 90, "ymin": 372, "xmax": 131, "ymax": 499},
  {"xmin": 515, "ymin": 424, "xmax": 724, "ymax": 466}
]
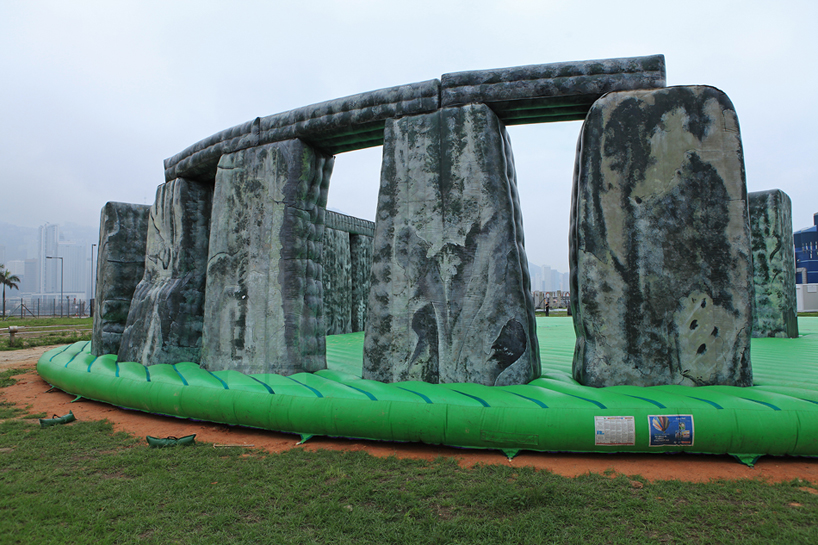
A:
[{"xmin": 37, "ymin": 318, "xmax": 818, "ymax": 462}]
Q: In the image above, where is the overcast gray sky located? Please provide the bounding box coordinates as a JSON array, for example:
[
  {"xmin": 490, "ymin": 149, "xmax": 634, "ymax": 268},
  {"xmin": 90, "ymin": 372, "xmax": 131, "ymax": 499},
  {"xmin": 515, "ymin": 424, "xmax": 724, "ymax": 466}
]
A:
[{"xmin": 2, "ymin": 0, "xmax": 816, "ymax": 273}]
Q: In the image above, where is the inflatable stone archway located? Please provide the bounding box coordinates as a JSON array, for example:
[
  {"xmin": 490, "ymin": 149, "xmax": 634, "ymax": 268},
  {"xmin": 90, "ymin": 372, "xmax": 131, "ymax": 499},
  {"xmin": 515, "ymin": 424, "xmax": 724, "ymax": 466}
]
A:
[
  {"xmin": 91, "ymin": 54, "xmax": 797, "ymax": 390},
  {"xmin": 47, "ymin": 53, "xmax": 816, "ymax": 463},
  {"xmin": 94, "ymin": 55, "xmax": 668, "ymax": 387}
]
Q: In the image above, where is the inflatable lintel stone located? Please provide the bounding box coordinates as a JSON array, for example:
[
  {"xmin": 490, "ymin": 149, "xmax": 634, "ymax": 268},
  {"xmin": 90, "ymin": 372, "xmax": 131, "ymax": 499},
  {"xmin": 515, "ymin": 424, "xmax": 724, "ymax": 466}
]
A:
[
  {"xmin": 749, "ymin": 189, "xmax": 799, "ymax": 338},
  {"xmin": 118, "ymin": 178, "xmax": 212, "ymax": 366},
  {"xmin": 325, "ymin": 209, "xmax": 375, "ymax": 237},
  {"xmin": 571, "ymin": 85, "xmax": 753, "ymax": 387},
  {"xmin": 201, "ymin": 139, "xmax": 332, "ymax": 375},
  {"xmin": 91, "ymin": 202, "xmax": 151, "ymax": 356},
  {"xmin": 364, "ymin": 103, "xmax": 540, "ymax": 386}
]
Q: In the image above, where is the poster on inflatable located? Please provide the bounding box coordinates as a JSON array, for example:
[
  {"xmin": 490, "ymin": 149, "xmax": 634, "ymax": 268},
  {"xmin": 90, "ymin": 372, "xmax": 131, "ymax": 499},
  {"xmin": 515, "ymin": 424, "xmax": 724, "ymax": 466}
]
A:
[{"xmin": 649, "ymin": 415, "xmax": 694, "ymax": 447}]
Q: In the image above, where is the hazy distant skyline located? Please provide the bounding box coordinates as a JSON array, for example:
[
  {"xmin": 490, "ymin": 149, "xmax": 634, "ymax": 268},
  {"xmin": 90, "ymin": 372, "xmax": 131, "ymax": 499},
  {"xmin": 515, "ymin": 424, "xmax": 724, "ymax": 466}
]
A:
[{"xmin": 2, "ymin": 1, "xmax": 816, "ymax": 273}]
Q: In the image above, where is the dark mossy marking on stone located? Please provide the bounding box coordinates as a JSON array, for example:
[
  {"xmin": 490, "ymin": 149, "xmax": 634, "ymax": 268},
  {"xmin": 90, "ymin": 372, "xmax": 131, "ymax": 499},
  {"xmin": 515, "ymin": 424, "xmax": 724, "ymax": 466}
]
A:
[
  {"xmin": 596, "ymin": 96, "xmax": 737, "ymax": 367},
  {"xmin": 92, "ymin": 201, "xmax": 152, "ymax": 356},
  {"xmin": 572, "ymin": 86, "xmax": 752, "ymax": 387},
  {"xmin": 578, "ymin": 106, "xmax": 608, "ymax": 260},
  {"xmin": 748, "ymin": 189, "xmax": 798, "ymax": 338},
  {"xmin": 117, "ymin": 178, "xmax": 212, "ymax": 366},
  {"xmin": 410, "ymin": 303, "xmax": 439, "ymax": 383},
  {"xmin": 488, "ymin": 319, "xmax": 527, "ymax": 381},
  {"xmin": 350, "ymin": 234, "xmax": 373, "ymax": 333},
  {"xmin": 365, "ymin": 104, "xmax": 538, "ymax": 386},
  {"xmin": 202, "ymin": 139, "xmax": 331, "ymax": 375}
]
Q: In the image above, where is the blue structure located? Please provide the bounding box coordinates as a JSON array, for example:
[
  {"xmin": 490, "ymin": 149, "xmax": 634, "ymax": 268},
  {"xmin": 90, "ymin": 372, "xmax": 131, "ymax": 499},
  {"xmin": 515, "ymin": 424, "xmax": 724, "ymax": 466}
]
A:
[{"xmin": 794, "ymin": 212, "xmax": 818, "ymax": 284}]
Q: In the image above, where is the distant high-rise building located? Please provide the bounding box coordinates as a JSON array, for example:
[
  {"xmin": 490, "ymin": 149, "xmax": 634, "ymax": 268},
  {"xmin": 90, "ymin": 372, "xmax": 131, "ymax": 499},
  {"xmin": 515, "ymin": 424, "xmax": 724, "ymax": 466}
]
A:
[
  {"xmin": 38, "ymin": 223, "xmax": 60, "ymax": 293},
  {"xmin": 34, "ymin": 222, "xmax": 93, "ymax": 299},
  {"xmin": 541, "ymin": 265, "xmax": 552, "ymax": 292},
  {"xmin": 561, "ymin": 272, "xmax": 570, "ymax": 292},
  {"xmin": 0, "ymin": 244, "xmax": 5, "ymax": 265},
  {"xmin": 58, "ymin": 241, "xmax": 86, "ymax": 293},
  {"xmin": 551, "ymin": 269, "xmax": 561, "ymax": 292}
]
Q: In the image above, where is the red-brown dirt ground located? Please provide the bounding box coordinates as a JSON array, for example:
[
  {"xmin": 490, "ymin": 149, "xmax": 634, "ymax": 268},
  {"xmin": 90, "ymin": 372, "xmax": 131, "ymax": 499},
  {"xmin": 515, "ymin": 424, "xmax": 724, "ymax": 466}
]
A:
[{"xmin": 3, "ymin": 346, "xmax": 817, "ymax": 485}]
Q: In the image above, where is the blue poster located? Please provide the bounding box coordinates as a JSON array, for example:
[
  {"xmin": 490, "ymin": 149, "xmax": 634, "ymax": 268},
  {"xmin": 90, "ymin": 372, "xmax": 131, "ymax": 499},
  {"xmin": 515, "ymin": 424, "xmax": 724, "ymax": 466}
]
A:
[{"xmin": 648, "ymin": 415, "xmax": 694, "ymax": 447}]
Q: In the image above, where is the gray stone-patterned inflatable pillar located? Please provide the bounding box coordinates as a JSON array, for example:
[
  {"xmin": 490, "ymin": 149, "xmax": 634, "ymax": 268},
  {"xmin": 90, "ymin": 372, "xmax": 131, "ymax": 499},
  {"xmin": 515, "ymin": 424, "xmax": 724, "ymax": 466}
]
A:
[
  {"xmin": 118, "ymin": 179, "xmax": 212, "ymax": 365},
  {"xmin": 350, "ymin": 234, "xmax": 373, "ymax": 333},
  {"xmin": 201, "ymin": 139, "xmax": 332, "ymax": 375},
  {"xmin": 571, "ymin": 85, "xmax": 753, "ymax": 387},
  {"xmin": 323, "ymin": 227, "xmax": 352, "ymax": 336},
  {"xmin": 749, "ymin": 190, "xmax": 798, "ymax": 338},
  {"xmin": 91, "ymin": 202, "xmax": 151, "ymax": 356},
  {"xmin": 363, "ymin": 103, "xmax": 540, "ymax": 386}
]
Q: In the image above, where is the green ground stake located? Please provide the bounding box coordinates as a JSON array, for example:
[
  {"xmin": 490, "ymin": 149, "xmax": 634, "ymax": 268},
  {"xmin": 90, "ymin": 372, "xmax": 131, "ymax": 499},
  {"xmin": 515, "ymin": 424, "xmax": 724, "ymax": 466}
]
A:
[
  {"xmin": 501, "ymin": 449, "xmax": 520, "ymax": 460},
  {"xmin": 146, "ymin": 434, "xmax": 197, "ymax": 448},
  {"xmin": 731, "ymin": 454, "xmax": 763, "ymax": 468},
  {"xmin": 39, "ymin": 411, "xmax": 76, "ymax": 428}
]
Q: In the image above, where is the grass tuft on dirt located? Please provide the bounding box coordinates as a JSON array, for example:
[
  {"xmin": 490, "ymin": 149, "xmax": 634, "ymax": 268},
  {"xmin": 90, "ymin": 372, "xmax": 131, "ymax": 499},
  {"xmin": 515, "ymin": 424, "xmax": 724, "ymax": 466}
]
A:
[{"xmin": 0, "ymin": 367, "xmax": 30, "ymax": 388}]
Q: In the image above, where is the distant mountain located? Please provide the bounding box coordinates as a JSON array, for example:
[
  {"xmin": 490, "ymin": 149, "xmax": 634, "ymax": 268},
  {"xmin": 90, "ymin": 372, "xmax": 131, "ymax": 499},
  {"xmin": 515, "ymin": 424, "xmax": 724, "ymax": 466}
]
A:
[
  {"xmin": 0, "ymin": 222, "xmax": 38, "ymax": 262},
  {"xmin": 528, "ymin": 261, "xmax": 541, "ymax": 277}
]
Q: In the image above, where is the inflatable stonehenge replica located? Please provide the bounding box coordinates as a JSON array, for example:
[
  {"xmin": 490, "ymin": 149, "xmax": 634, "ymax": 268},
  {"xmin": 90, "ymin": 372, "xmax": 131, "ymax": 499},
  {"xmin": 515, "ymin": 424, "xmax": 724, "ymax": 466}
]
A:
[{"xmin": 92, "ymin": 54, "xmax": 798, "ymax": 390}]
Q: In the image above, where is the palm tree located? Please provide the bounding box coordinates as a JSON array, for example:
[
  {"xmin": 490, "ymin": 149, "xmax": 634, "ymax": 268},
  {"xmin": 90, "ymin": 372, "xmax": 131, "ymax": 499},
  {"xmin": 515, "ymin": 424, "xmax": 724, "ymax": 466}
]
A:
[{"xmin": 0, "ymin": 265, "xmax": 21, "ymax": 319}]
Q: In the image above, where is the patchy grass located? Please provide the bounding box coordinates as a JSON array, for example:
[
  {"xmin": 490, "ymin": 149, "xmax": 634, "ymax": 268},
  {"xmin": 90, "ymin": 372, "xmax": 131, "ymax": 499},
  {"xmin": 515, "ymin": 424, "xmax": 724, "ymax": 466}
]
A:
[
  {"xmin": 0, "ymin": 317, "xmax": 92, "ymax": 327},
  {"xmin": 0, "ymin": 332, "xmax": 91, "ymax": 351},
  {"xmin": 0, "ymin": 367, "xmax": 31, "ymax": 388},
  {"xmin": 0, "ymin": 318, "xmax": 92, "ymax": 351},
  {"xmin": 0, "ymin": 413, "xmax": 814, "ymax": 544},
  {"xmin": 0, "ymin": 400, "xmax": 25, "ymax": 419},
  {"xmin": 799, "ymin": 312, "xmax": 818, "ymax": 318}
]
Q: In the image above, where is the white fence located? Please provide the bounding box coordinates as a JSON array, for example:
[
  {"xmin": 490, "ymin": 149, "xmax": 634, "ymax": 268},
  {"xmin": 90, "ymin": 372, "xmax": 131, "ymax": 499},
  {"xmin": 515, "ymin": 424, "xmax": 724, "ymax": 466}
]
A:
[{"xmin": 796, "ymin": 284, "xmax": 818, "ymax": 312}]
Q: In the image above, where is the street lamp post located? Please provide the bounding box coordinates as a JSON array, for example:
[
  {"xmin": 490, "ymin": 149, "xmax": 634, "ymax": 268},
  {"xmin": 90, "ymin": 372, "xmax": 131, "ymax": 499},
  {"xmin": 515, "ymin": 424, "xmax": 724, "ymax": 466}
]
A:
[{"xmin": 46, "ymin": 256, "xmax": 63, "ymax": 318}]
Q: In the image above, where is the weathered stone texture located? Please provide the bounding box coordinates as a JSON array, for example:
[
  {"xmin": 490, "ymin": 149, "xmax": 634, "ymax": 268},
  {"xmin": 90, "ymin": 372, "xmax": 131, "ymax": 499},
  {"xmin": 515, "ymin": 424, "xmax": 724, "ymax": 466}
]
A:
[
  {"xmin": 322, "ymin": 210, "xmax": 374, "ymax": 334},
  {"xmin": 165, "ymin": 55, "xmax": 668, "ymax": 183},
  {"xmin": 117, "ymin": 179, "xmax": 212, "ymax": 365},
  {"xmin": 201, "ymin": 140, "xmax": 332, "ymax": 375},
  {"xmin": 91, "ymin": 202, "xmax": 151, "ymax": 356},
  {"xmin": 323, "ymin": 227, "xmax": 352, "ymax": 336},
  {"xmin": 164, "ymin": 80, "xmax": 440, "ymax": 181},
  {"xmin": 363, "ymin": 104, "xmax": 540, "ymax": 386},
  {"xmin": 570, "ymin": 85, "xmax": 753, "ymax": 387},
  {"xmin": 350, "ymin": 234, "xmax": 373, "ymax": 333},
  {"xmin": 749, "ymin": 190, "xmax": 798, "ymax": 338},
  {"xmin": 442, "ymin": 55, "xmax": 666, "ymax": 124}
]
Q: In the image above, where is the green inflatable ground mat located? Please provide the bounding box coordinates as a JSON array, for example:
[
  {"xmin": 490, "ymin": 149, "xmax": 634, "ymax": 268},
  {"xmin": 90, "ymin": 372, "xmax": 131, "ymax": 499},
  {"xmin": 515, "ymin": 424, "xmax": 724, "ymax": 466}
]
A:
[{"xmin": 37, "ymin": 318, "xmax": 818, "ymax": 463}]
